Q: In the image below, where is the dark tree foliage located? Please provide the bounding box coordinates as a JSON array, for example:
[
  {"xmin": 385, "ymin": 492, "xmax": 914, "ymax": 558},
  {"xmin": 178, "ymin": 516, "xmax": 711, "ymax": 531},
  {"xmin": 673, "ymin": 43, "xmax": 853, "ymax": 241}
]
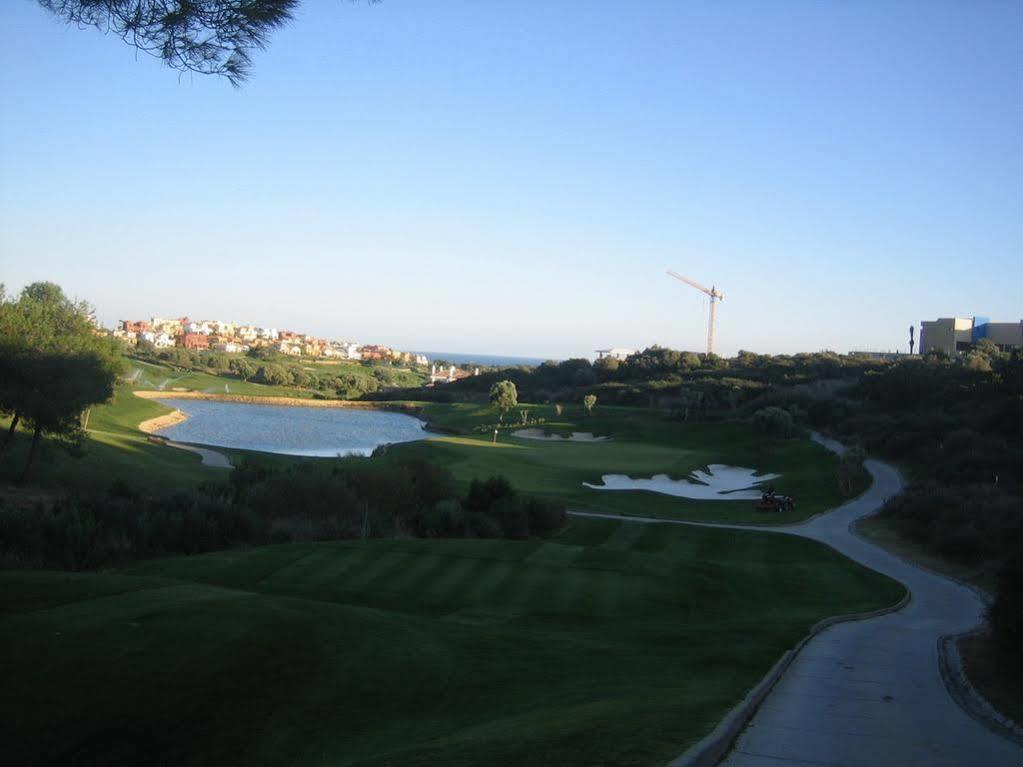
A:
[
  {"xmin": 989, "ymin": 554, "xmax": 1023, "ymax": 674},
  {"xmin": 39, "ymin": 0, "xmax": 300, "ymax": 85}
]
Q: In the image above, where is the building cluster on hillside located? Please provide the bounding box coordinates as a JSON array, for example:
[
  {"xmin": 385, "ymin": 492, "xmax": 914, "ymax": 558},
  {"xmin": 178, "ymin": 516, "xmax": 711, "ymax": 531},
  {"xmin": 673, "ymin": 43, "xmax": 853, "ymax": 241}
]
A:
[{"xmin": 111, "ymin": 316, "xmax": 428, "ymax": 366}]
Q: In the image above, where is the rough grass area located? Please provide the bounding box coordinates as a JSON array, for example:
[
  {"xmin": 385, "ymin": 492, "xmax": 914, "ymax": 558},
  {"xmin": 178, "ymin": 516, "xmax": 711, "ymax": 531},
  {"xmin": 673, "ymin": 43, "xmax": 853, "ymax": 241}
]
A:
[{"xmin": 0, "ymin": 517, "xmax": 904, "ymax": 767}]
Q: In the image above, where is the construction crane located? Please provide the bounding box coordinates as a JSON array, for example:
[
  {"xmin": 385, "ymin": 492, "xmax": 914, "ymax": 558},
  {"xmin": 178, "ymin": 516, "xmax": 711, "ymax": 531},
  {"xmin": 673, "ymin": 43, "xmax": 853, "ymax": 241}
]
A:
[{"xmin": 666, "ymin": 270, "xmax": 725, "ymax": 356}]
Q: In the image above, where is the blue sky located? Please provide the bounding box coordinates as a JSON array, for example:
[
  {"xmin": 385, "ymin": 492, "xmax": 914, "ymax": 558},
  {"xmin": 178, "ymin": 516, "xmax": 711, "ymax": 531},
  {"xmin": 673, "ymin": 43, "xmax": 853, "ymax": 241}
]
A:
[{"xmin": 1, "ymin": 1, "xmax": 1020, "ymax": 358}]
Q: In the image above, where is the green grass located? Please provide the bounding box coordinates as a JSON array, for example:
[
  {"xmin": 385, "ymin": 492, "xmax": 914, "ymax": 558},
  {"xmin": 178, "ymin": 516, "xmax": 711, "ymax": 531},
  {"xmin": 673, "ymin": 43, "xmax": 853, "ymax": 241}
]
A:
[
  {"xmin": 0, "ymin": 516, "xmax": 904, "ymax": 766},
  {"xmin": 0, "ymin": 384, "xmax": 222, "ymax": 494},
  {"xmin": 397, "ymin": 403, "xmax": 859, "ymax": 525},
  {"xmin": 125, "ymin": 358, "xmax": 313, "ymax": 398}
]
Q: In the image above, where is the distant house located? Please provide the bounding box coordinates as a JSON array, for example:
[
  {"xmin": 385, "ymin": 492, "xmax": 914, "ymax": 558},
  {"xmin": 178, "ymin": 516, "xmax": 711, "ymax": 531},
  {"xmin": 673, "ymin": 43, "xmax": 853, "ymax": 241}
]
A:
[
  {"xmin": 429, "ymin": 364, "xmax": 478, "ymax": 385},
  {"xmin": 139, "ymin": 331, "xmax": 175, "ymax": 349},
  {"xmin": 595, "ymin": 347, "xmax": 635, "ymax": 361},
  {"xmin": 212, "ymin": 341, "xmax": 249, "ymax": 353},
  {"xmin": 121, "ymin": 320, "xmax": 150, "ymax": 334},
  {"xmin": 277, "ymin": 341, "xmax": 302, "ymax": 356},
  {"xmin": 112, "ymin": 329, "xmax": 138, "ymax": 345},
  {"xmin": 151, "ymin": 317, "xmax": 186, "ymax": 337},
  {"xmin": 180, "ymin": 333, "xmax": 210, "ymax": 350},
  {"xmin": 184, "ymin": 321, "xmax": 212, "ymax": 335}
]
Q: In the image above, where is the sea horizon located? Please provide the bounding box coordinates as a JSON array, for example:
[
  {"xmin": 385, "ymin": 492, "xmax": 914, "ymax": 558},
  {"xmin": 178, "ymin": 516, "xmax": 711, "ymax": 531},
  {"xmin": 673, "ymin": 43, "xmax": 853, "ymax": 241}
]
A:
[{"xmin": 413, "ymin": 351, "xmax": 556, "ymax": 368}]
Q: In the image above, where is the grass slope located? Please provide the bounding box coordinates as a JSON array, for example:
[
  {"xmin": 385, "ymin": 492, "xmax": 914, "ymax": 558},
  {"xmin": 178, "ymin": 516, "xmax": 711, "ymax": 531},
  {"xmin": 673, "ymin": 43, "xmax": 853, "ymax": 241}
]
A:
[{"xmin": 0, "ymin": 516, "xmax": 904, "ymax": 767}]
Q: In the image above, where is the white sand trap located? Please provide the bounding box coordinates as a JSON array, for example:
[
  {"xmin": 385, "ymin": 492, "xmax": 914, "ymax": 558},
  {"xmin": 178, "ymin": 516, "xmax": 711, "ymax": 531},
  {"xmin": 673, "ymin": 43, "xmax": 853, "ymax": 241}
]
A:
[
  {"xmin": 583, "ymin": 464, "xmax": 781, "ymax": 500},
  {"xmin": 512, "ymin": 428, "xmax": 611, "ymax": 442}
]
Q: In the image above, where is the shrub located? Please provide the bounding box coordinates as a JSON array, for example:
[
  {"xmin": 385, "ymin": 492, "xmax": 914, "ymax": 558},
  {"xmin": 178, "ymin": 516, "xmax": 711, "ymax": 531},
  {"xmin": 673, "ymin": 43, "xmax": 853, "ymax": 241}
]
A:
[
  {"xmin": 752, "ymin": 406, "xmax": 794, "ymax": 437},
  {"xmin": 526, "ymin": 498, "xmax": 567, "ymax": 535},
  {"xmin": 491, "ymin": 496, "xmax": 530, "ymax": 540},
  {"xmin": 465, "ymin": 476, "xmax": 515, "ymax": 512}
]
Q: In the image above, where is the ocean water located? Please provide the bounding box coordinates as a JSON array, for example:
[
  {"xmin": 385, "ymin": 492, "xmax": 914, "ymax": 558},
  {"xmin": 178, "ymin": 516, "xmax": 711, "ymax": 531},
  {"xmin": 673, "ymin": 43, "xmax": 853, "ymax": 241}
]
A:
[
  {"xmin": 155, "ymin": 399, "xmax": 436, "ymax": 457},
  {"xmin": 414, "ymin": 351, "xmax": 553, "ymax": 368}
]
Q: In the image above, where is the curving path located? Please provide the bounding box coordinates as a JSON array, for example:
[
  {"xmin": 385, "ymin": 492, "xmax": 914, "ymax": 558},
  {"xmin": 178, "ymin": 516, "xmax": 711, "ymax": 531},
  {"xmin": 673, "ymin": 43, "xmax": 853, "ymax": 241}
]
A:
[
  {"xmin": 571, "ymin": 438, "xmax": 1022, "ymax": 766},
  {"xmin": 162, "ymin": 440, "xmax": 233, "ymax": 469}
]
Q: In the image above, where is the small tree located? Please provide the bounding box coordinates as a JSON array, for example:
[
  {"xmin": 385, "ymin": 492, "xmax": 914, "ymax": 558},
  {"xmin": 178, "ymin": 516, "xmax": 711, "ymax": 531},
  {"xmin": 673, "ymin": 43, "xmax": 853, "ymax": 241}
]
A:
[
  {"xmin": 229, "ymin": 357, "xmax": 256, "ymax": 381},
  {"xmin": 583, "ymin": 394, "xmax": 597, "ymax": 415},
  {"xmin": 752, "ymin": 406, "xmax": 794, "ymax": 437},
  {"xmin": 0, "ymin": 283, "xmax": 121, "ymax": 482},
  {"xmin": 489, "ymin": 380, "xmax": 517, "ymax": 422},
  {"xmin": 837, "ymin": 446, "xmax": 867, "ymax": 495}
]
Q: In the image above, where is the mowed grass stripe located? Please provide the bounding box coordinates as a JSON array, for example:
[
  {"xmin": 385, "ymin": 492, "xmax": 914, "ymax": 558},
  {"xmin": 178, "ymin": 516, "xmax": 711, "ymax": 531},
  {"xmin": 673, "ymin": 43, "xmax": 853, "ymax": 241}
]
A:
[
  {"xmin": 343, "ymin": 550, "xmax": 413, "ymax": 591},
  {"xmin": 600, "ymin": 520, "xmax": 648, "ymax": 551},
  {"xmin": 461, "ymin": 560, "xmax": 518, "ymax": 604},
  {"xmin": 264, "ymin": 546, "xmax": 369, "ymax": 590},
  {"xmin": 526, "ymin": 542, "xmax": 584, "ymax": 567},
  {"xmin": 419, "ymin": 554, "xmax": 486, "ymax": 604},
  {"xmin": 376, "ymin": 552, "xmax": 452, "ymax": 598},
  {"xmin": 544, "ymin": 564, "xmax": 589, "ymax": 614}
]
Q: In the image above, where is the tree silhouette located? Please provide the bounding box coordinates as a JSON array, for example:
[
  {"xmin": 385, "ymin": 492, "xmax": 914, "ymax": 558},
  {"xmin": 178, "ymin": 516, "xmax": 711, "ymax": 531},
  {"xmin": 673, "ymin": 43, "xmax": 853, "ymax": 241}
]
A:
[{"xmin": 39, "ymin": 0, "xmax": 304, "ymax": 86}]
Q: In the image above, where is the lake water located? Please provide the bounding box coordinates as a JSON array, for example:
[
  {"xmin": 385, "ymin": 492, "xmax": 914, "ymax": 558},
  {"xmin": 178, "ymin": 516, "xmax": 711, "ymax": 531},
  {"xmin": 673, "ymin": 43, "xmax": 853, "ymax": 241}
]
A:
[{"xmin": 155, "ymin": 399, "xmax": 437, "ymax": 457}]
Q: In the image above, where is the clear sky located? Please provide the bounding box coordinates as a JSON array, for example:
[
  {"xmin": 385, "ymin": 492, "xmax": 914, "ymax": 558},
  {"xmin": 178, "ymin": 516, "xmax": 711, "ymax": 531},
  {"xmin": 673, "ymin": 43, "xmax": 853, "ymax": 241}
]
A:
[{"xmin": 1, "ymin": 1, "xmax": 1020, "ymax": 359}]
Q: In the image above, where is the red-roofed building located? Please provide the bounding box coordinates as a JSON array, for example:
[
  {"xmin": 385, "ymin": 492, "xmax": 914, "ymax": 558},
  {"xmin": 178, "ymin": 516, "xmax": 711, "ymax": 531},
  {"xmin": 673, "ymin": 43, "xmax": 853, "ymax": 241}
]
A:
[{"xmin": 180, "ymin": 333, "xmax": 210, "ymax": 350}]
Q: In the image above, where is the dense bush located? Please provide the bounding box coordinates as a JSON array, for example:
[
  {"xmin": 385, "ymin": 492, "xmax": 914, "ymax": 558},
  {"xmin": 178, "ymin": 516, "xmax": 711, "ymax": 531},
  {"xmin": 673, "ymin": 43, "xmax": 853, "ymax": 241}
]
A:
[
  {"xmin": 877, "ymin": 483, "xmax": 1022, "ymax": 567},
  {"xmin": 752, "ymin": 406, "xmax": 795, "ymax": 437},
  {"xmin": 0, "ymin": 462, "xmax": 567, "ymax": 571},
  {"xmin": 988, "ymin": 552, "xmax": 1023, "ymax": 676}
]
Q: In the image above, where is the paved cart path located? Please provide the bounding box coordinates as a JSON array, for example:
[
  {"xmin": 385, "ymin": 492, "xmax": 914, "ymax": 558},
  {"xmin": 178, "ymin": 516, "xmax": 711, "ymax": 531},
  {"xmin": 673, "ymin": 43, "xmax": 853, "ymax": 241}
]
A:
[
  {"xmin": 163, "ymin": 440, "xmax": 233, "ymax": 469},
  {"xmin": 571, "ymin": 439, "xmax": 1022, "ymax": 766}
]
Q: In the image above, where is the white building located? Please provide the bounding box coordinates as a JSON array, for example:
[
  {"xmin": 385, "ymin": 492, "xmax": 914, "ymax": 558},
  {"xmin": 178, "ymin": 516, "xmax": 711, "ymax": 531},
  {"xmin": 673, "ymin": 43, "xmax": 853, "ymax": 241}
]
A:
[
  {"xmin": 184, "ymin": 321, "xmax": 212, "ymax": 335},
  {"xmin": 212, "ymin": 342, "xmax": 249, "ymax": 353},
  {"xmin": 140, "ymin": 331, "xmax": 175, "ymax": 348},
  {"xmin": 112, "ymin": 329, "xmax": 138, "ymax": 345},
  {"xmin": 595, "ymin": 347, "xmax": 635, "ymax": 361}
]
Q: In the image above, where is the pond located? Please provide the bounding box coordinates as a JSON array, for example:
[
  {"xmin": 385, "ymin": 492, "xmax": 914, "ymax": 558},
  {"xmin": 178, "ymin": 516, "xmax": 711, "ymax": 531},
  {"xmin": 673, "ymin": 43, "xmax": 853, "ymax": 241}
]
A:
[{"xmin": 154, "ymin": 399, "xmax": 437, "ymax": 457}]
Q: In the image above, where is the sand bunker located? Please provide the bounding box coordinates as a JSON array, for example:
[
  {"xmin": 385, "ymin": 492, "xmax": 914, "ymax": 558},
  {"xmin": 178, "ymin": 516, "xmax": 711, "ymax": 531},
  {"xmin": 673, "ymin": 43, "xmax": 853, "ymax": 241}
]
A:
[
  {"xmin": 583, "ymin": 464, "xmax": 780, "ymax": 500},
  {"xmin": 512, "ymin": 429, "xmax": 610, "ymax": 442}
]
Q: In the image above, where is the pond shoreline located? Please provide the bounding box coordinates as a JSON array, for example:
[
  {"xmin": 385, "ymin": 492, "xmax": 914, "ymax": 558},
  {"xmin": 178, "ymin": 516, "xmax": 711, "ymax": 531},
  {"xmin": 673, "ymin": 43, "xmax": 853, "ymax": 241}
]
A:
[{"xmin": 133, "ymin": 390, "xmax": 420, "ymax": 414}]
